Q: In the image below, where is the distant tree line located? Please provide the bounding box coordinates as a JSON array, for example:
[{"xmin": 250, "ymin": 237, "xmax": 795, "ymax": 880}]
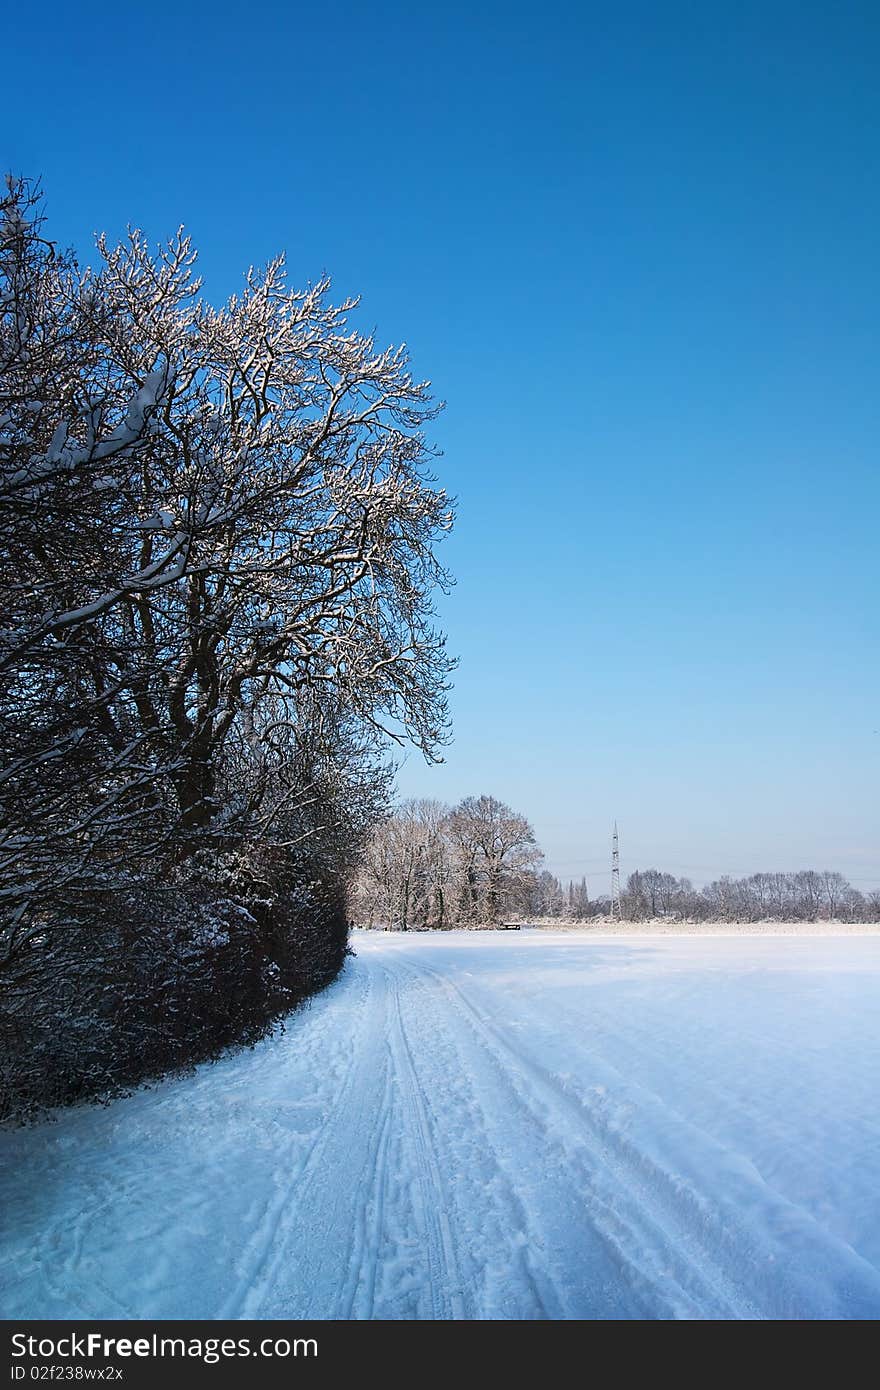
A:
[
  {"xmin": 531, "ymin": 868, "xmax": 880, "ymax": 923},
  {"xmin": 356, "ymin": 798, "xmax": 879, "ymax": 930},
  {"xmin": 0, "ymin": 179, "xmax": 453, "ymax": 1118}
]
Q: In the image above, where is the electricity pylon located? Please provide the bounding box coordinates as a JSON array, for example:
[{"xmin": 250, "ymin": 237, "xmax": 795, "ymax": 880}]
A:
[{"xmin": 610, "ymin": 821, "xmax": 621, "ymax": 920}]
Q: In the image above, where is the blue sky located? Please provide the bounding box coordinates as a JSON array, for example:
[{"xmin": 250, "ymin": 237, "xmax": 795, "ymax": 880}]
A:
[{"xmin": 6, "ymin": 2, "xmax": 879, "ymax": 888}]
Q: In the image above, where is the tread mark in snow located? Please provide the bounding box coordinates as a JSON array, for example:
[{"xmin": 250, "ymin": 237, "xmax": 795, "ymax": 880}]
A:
[
  {"xmin": 404, "ymin": 954, "xmax": 760, "ymax": 1318},
  {"xmin": 383, "ymin": 963, "xmax": 467, "ymax": 1319},
  {"xmin": 219, "ymin": 962, "xmax": 382, "ymax": 1319}
]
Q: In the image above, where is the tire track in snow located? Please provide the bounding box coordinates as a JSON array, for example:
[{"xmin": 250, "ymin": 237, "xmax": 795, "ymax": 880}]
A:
[
  {"xmin": 405, "ymin": 952, "xmax": 758, "ymax": 1318},
  {"xmin": 456, "ymin": 961, "xmax": 880, "ymax": 1319},
  {"xmin": 220, "ymin": 958, "xmax": 387, "ymax": 1319},
  {"xmin": 342, "ymin": 1053, "xmax": 395, "ymax": 1319},
  {"xmin": 9, "ymin": 934, "xmax": 879, "ymax": 1321},
  {"xmin": 21, "ymin": 961, "xmax": 374, "ymax": 1322},
  {"xmin": 383, "ymin": 961, "xmax": 467, "ymax": 1319},
  {"xmin": 411, "ymin": 952, "xmax": 880, "ymax": 1319},
  {"xmin": 388, "ymin": 952, "xmax": 593, "ymax": 1320}
]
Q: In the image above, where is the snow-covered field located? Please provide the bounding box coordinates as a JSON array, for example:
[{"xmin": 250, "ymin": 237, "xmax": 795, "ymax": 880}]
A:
[{"xmin": 2, "ymin": 930, "xmax": 879, "ymax": 1320}]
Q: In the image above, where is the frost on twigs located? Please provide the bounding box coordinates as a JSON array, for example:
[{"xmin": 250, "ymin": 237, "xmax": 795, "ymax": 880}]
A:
[{"xmin": 0, "ymin": 177, "xmax": 454, "ymax": 1118}]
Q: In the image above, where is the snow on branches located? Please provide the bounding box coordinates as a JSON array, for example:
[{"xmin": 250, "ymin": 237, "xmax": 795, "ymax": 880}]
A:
[{"xmin": 0, "ymin": 177, "xmax": 455, "ymax": 969}]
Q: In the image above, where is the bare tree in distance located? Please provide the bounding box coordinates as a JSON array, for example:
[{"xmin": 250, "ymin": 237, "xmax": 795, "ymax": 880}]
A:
[
  {"xmin": 352, "ymin": 795, "xmax": 543, "ymax": 928},
  {"xmin": 448, "ymin": 796, "xmax": 542, "ymax": 924}
]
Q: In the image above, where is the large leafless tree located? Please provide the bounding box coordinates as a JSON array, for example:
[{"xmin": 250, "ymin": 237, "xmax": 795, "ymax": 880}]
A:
[
  {"xmin": 0, "ymin": 176, "xmax": 455, "ymax": 971},
  {"xmin": 353, "ymin": 795, "xmax": 542, "ymax": 928}
]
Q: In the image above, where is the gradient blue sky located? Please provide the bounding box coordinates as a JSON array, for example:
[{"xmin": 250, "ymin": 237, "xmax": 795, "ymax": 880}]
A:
[{"xmin": 6, "ymin": 2, "xmax": 878, "ymax": 888}]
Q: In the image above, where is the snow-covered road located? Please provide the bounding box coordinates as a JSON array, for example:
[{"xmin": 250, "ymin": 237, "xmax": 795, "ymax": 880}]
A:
[{"xmin": 2, "ymin": 930, "xmax": 879, "ymax": 1320}]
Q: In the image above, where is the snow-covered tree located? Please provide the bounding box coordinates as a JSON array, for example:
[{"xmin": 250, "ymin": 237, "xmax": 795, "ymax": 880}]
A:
[
  {"xmin": 1, "ymin": 177, "xmax": 455, "ymax": 976},
  {"xmin": 446, "ymin": 795, "xmax": 542, "ymax": 923},
  {"xmin": 0, "ymin": 178, "xmax": 455, "ymax": 1114},
  {"xmin": 352, "ymin": 795, "xmax": 543, "ymax": 928}
]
